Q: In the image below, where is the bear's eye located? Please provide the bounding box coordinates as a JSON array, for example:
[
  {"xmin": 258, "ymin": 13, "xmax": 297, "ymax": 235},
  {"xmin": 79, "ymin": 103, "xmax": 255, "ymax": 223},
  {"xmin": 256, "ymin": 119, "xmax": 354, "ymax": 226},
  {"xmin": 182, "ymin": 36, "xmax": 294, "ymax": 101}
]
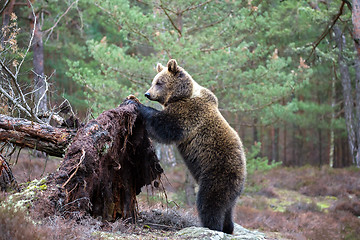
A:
[{"xmin": 156, "ymin": 81, "xmax": 163, "ymax": 86}]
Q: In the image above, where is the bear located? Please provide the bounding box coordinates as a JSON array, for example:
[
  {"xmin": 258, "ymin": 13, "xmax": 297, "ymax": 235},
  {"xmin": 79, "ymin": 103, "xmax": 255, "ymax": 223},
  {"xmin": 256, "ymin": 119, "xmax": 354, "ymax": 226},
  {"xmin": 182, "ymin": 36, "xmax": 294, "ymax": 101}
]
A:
[{"xmin": 126, "ymin": 59, "xmax": 246, "ymax": 234}]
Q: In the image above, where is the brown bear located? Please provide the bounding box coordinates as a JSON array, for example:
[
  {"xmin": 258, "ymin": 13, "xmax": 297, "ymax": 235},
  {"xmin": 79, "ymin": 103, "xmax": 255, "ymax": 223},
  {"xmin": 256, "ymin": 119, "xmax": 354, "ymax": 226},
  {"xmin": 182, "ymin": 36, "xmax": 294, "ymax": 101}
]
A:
[{"xmin": 127, "ymin": 59, "xmax": 246, "ymax": 234}]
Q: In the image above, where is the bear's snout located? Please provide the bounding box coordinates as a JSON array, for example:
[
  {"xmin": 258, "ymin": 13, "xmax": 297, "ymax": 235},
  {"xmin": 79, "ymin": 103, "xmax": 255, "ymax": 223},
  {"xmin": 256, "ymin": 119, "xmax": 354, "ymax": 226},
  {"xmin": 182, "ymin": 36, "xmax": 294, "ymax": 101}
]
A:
[{"xmin": 144, "ymin": 92, "xmax": 151, "ymax": 99}]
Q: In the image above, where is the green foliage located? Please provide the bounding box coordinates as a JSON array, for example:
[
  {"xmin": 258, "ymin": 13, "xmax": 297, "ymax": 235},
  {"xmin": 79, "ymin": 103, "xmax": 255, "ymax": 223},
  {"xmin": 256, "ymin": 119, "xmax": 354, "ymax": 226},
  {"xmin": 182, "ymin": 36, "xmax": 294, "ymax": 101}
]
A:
[
  {"xmin": 246, "ymin": 142, "xmax": 281, "ymax": 175},
  {"xmin": 8, "ymin": 0, "xmax": 355, "ymax": 165},
  {"xmin": 61, "ymin": 0, "xmax": 315, "ymax": 117}
]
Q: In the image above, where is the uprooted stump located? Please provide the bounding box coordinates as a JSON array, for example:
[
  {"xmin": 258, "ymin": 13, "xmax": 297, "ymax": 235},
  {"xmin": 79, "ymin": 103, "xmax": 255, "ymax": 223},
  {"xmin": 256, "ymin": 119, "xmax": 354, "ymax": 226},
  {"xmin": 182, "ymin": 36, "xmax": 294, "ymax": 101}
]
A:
[{"xmin": 40, "ymin": 102, "xmax": 163, "ymax": 221}]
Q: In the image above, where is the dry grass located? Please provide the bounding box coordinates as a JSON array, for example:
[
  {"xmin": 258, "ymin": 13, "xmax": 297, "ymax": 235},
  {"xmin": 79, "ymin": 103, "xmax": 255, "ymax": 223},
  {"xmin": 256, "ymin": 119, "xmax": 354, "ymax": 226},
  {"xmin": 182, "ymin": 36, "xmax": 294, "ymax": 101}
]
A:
[
  {"xmin": 2, "ymin": 152, "xmax": 360, "ymax": 239},
  {"xmin": 0, "ymin": 206, "xmax": 48, "ymax": 240},
  {"xmin": 8, "ymin": 151, "xmax": 60, "ymax": 183},
  {"xmin": 237, "ymin": 166, "xmax": 360, "ymax": 239}
]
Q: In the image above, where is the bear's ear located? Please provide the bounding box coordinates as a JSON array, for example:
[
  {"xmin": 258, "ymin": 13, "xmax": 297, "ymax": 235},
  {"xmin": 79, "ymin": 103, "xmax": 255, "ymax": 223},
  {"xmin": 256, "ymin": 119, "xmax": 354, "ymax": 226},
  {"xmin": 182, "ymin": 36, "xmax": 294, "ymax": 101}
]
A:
[
  {"xmin": 167, "ymin": 59, "xmax": 178, "ymax": 74},
  {"xmin": 156, "ymin": 63, "xmax": 164, "ymax": 73}
]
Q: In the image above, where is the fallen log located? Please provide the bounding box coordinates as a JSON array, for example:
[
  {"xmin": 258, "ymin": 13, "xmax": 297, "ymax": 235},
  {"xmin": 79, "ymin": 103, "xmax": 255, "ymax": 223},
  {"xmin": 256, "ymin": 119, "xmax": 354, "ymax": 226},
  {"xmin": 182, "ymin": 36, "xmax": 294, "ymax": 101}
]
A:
[{"xmin": 0, "ymin": 114, "xmax": 75, "ymax": 157}]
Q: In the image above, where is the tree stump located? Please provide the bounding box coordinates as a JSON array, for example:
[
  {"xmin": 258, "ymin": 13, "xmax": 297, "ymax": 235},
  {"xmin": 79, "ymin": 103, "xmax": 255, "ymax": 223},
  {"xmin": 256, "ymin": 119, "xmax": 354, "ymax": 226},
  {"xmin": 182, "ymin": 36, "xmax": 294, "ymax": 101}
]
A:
[{"xmin": 37, "ymin": 102, "xmax": 163, "ymax": 221}]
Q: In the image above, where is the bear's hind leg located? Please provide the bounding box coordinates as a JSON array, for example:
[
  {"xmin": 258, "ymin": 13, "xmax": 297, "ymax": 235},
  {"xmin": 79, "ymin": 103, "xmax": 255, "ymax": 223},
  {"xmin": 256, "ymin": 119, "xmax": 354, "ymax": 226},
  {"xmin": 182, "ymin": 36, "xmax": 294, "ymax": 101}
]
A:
[
  {"xmin": 196, "ymin": 187, "xmax": 225, "ymax": 232},
  {"xmin": 197, "ymin": 205, "xmax": 225, "ymax": 232},
  {"xmin": 223, "ymin": 207, "xmax": 234, "ymax": 234}
]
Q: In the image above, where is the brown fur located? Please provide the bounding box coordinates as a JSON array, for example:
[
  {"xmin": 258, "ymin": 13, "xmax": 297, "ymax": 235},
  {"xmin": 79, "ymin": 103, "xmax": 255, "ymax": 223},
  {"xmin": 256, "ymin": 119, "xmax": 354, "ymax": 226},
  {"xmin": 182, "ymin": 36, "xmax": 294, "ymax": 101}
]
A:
[{"xmin": 135, "ymin": 59, "xmax": 246, "ymax": 234}]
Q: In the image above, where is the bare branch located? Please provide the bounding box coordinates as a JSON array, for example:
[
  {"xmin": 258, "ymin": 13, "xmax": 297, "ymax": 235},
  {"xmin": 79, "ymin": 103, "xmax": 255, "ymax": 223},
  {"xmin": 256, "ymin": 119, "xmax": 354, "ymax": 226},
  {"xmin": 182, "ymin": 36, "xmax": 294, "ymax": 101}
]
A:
[
  {"xmin": 0, "ymin": 59, "xmax": 34, "ymax": 118},
  {"xmin": 0, "ymin": 85, "xmax": 32, "ymax": 118},
  {"xmin": 0, "ymin": 59, "xmax": 17, "ymax": 81},
  {"xmin": 342, "ymin": 0, "xmax": 352, "ymax": 10},
  {"xmin": 307, "ymin": 1, "xmax": 346, "ymax": 61},
  {"xmin": 94, "ymin": 3, "xmax": 150, "ymax": 42},
  {"xmin": 34, "ymin": 74, "xmax": 49, "ymax": 114},
  {"xmin": 186, "ymin": 12, "xmax": 229, "ymax": 34},
  {"xmin": 110, "ymin": 67, "xmax": 148, "ymax": 87},
  {"xmin": 44, "ymin": 0, "xmax": 79, "ymax": 43},
  {"xmin": 0, "ymin": 0, "xmax": 46, "ymax": 124},
  {"xmin": 0, "ymin": 0, "xmax": 11, "ymax": 15},
  {"xmin": 200, "ymin": 35, "xmax": 247, "ymax": 53},
  {"xmin": 15, "ymin": 0, "xmax": 36, "ymax": 79},
  {"xmin": 180, "ymin": 0, "xmax": 213, "ymax": 14},
  {"xmin": 159, "ymin": 0, "xmax": 182, "ymax": 37}
]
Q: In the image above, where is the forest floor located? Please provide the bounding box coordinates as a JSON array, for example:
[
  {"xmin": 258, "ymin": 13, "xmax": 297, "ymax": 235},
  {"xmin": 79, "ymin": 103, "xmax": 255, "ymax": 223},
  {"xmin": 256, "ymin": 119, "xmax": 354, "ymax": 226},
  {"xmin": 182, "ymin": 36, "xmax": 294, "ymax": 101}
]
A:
[{"xmin": 1, "ymin": 152, "xmax": 360, "ymax": 239}]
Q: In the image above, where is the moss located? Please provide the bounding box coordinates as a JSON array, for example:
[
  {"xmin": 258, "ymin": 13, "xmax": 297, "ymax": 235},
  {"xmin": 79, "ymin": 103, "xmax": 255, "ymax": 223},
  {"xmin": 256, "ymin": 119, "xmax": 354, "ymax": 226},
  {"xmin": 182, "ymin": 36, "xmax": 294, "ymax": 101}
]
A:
[
  {"xmin": 316, "ymin": 201, "xmax": 331, "ymax": 211},
  {"xmin": 3, "ymin": 177, "xmax": 48, "ymax": 211},
  {"xmin": 249, "ymin": 188, "xmax": 338, "ymax": 214},
  {"xmin": 267, "ymin": 198, "xmax": 288, "ymax": 212},
  {"xmin": 325, "ymin": 196, "xmax": 338, "ymax": 201},
  {"xmin": 39, "ymin": 184, "xmax": 47, "ymax": 191}
]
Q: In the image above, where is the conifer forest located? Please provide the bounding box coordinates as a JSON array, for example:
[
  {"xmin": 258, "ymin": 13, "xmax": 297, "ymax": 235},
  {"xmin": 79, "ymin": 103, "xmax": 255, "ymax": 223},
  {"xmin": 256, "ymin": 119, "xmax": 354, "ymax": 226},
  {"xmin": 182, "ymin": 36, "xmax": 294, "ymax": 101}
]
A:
[{"xmin": 1, "ymin": 1, "xmax": 360, "ymax": 239}]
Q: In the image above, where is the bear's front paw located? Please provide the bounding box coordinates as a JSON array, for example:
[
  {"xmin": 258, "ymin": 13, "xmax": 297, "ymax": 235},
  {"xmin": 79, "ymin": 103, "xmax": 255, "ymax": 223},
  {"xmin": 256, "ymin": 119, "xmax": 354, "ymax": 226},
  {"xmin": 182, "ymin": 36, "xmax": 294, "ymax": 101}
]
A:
[
  {"xmin": 123, "ymin": 94, "xmax": 142, "ymax": 106},
  {"xmin": 126, "ymin": 94, "xmax": 141, "ymax": 103}
]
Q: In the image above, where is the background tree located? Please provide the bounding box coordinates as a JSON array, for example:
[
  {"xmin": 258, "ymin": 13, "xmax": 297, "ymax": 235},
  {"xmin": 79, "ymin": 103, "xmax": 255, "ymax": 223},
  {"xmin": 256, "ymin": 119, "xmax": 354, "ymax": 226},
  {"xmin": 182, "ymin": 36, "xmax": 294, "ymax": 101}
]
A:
[{"xmin": 1, "ymin": 0, "xmax": 359, "ymax": 168}]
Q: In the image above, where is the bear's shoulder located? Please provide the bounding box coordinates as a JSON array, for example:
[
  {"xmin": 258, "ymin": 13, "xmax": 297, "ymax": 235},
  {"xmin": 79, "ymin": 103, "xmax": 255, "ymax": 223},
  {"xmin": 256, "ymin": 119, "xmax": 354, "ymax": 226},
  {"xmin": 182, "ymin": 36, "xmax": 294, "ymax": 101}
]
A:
[
  {"xmin": 190, "ymin": 81, "xmax": 218, "ymax": 107},
  {"xmin": 200, "ymin": 88, "xmax": 218, "ymax": 107}
]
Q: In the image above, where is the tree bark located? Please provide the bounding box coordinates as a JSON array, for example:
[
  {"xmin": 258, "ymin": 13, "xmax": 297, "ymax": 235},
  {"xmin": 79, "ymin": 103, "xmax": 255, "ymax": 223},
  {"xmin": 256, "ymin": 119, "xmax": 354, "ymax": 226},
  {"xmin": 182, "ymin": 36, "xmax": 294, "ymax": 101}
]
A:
[
  {"xmin": 352, "ymin": 0, "xmax": 360, "ymax": 166},
  {"xmin": 184, "ymin": 169, "xmax": 196, "ymax": 206},
  {"xmin": 352, "ymin": 0, "xmax": 360, "ymax": 57},
  {"xmin": 0, "ymin": 114, "xmax": 75, "ymax": 157},
  {"xmin": 329, "ymin": 67, "xmax": 336, "ymax": 167},
  {"xmin": 333, "ymin": 25, "xmax": 358, "ymax": 166},
  {"xmin": 271, "ymin": 127, "xmax": 279, "ymax": 163}
]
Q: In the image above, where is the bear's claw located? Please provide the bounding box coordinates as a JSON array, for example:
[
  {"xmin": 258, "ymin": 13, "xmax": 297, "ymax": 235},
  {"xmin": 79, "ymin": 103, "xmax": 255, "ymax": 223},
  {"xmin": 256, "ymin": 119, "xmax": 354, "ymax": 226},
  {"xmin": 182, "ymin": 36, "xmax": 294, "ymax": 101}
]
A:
[{"xmin": 125, "ymin": 95, "xmax": 141, "ymax": 104}]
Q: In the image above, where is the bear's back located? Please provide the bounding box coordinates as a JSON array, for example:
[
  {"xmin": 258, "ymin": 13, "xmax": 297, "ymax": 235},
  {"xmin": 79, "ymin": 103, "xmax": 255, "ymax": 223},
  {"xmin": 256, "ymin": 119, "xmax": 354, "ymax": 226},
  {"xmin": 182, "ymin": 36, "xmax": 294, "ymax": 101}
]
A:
[{"xmin": 169, "ymin": 88, "xmax": 245, "ymax": 187}]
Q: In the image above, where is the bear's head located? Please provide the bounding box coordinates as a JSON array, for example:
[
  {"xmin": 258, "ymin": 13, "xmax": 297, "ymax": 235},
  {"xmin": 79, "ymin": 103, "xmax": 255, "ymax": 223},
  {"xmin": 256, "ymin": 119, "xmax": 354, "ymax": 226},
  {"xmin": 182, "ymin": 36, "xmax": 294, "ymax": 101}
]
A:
[{"xmin": 145, "ymin": 59, "xmax": 193, "ymax": 106}]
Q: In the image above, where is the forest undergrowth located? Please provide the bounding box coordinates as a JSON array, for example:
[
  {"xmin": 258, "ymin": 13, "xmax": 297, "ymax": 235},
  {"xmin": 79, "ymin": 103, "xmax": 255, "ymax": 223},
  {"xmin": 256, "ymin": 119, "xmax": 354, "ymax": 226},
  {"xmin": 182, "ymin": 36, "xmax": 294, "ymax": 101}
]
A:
[
  {"xmin": 238, "ymin": 166, "xmax": 360, "ymax": 239},
  {"xmin": 1, "ymin": 153, "xmax": 360, "ymax": 239}
]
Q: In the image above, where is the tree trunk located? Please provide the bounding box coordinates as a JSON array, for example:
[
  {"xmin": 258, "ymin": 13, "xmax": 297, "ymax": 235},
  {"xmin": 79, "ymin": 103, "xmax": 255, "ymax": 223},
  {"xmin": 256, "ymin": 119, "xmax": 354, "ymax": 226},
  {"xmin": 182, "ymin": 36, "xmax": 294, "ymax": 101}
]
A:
[
  {"xmin": 291, "ymin": 127, "xmax": 296, "ymax": 166},
  {"xmin": 253, "ymin": 118, "xmax": 258, "ymax": 143},
  {"xmin": 334, "ymin": 134, "xmax": 352, "ymax": 167},
  {"xmin": 0, "ymin": 114, "xmax": 75, "ymax": 157},
  {"xmin": 352, "ymin": 0, "xmax": 360, "ymax": 57},
  {"xmin": 352, "ymin": 0, "xmax": 360, "ymax": 166},
  {"xmin": 333, "ymin": 25, "xmax": 358, "ymax": 166},
  {"xmin": 184, "ymin": 169, "xmax": 196, "ymax": 206},
  {"xmin": 271, "ymin": 127, "xmax": 279, "ymax": 163},
  {"xmin": 329, "ymin": 68, "xmax": 336, "ymax": 167},
  {"xmin": 353, "ymin": 56, "xmax": 360, "ymax": 167},
  {"xmin": 283, "ymin": 98, "xmax": 287, "ymax": 165},
  {"xmin": 318, "ymin": 128, "xmax": 322, "ymax": 166}
]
